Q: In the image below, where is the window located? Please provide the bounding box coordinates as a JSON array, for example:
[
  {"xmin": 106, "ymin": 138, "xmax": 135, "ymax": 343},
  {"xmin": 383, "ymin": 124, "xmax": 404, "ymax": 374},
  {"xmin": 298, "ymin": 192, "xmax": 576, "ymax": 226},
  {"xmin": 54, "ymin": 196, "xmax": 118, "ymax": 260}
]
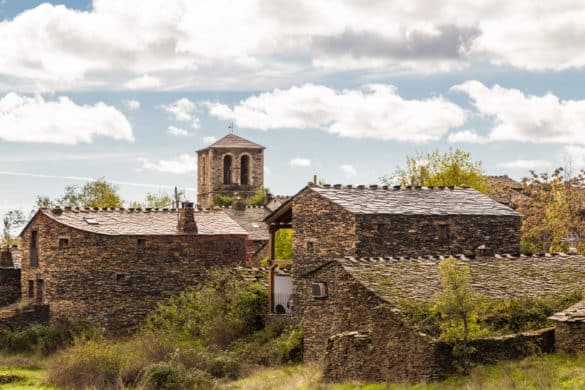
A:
[
  {"xmin": 116, "ymin": 273, "xmax": 125, "ymax": 283},
  {"xmin": 311, "ymin": 282, "xmax": 327, "ymax": 298},
  {"xmin": 28, "ymin": 280, "xmax": 34, "ymax": 299},
  {"xmin": 201, "ymin": 155, "xmax": 207, "ymax": 185},
  {"xmin": 137, "ymin": 238, "xmax": 146, "ymax": 250},
  {"xmin": 36, "ymin": 279, "xmax": 44, "ymax": 303},
  {"xmin": 30, "ymin": 231, "xmax": 38, "ymax": 268},
  {"xmin": 58, "ymin": 237, "xmax": 69, "ymax": 248},
  {"xmin": 377, "ymin": 224, "xmax": 384, "ymax": 232},
  {"xmin": 223, "ymin": 155, "xmax": 232, "ymax": 184},
  {"xmin": 439, "ymin": 224, "xmax": 449, "ymax": 240},
  {"xmin": 240, "ymin": 155, "xmax": 250, "ymax": 185},
  {"xmin": 307, "ymin": 241, "xmax": 314, "ymax": 254}
]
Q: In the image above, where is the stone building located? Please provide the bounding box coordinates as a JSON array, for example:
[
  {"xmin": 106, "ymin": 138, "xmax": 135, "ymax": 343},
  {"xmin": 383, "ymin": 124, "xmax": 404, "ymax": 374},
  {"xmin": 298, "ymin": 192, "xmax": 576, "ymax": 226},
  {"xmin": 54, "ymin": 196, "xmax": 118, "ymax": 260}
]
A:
[
  {"xmin": 18, "ymin": 204, "xmax": 250, "ymax": 332},
  {"xmin": 197, "ymin": 134, "xmax": 265, "ymax": 208},
  {"xmin": 549, "ymin": 300, "xmax": 585, "ymax": 354},
  {"xmin": 264, "ymin": 183, "xmax": 521, "ymax": 316},
  {"xmin": 307, "ymin": 254, "xmax": 585, "ymax": 382},
  {"xmin": 0, "ymin": 246, "xmax": 21, "ymax": 307}
]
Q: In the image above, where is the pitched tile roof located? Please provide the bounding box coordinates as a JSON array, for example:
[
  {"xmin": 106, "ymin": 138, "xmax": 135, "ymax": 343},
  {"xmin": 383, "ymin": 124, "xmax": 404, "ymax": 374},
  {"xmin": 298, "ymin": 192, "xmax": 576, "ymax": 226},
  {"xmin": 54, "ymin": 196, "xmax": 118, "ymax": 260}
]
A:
[
  {"xmin": 200, "ymin": 134, "xmax": 265, "ymax": 150},
  {"xmin": 331, "ymin": 254, "xmax": 585, "ymax": 304},
  {"xmin": 38, "ymin": 208, "xmax": 248, "ymax": 236},
  {"xmin": 223, "ymin": 207, "xmax": 270, "ymax": 241},
  {"xmin": 549, "ymin": 300, "xmax": 585, "ymax": 323},
  {"xmin": 485, "ymin": 175, "xmax": 528, "ymax": 208},
  {"xmin": 311, "ymin": 185, "xmax": 520, "ymax": 216}
]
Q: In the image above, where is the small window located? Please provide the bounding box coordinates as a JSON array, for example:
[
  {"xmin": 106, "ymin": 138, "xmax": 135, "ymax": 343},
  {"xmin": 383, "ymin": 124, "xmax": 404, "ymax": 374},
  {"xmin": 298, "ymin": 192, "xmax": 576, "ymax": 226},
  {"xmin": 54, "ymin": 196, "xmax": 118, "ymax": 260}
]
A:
[
  {"xmin": 28, "ymin": 280, "xmax": 34, "ymax": 299},
  {"xmin": 377, "ymin": 224, "xmax": 384, "ymax": 232},
  {"xmin": 439, "ymin": 225, "xmax": 449, "ymax": 240},
  {"xmin": 137, "ymin": 238, "xmax": 146, "ymax": 250},
  {"xmin": 116, "ymin": 273, "xmax": 125, "ymax": 283},
  {"xmin": 58, "ymin": 238, "xmax": 69, "ymax": 248},
  {"xmin": 312, "ymin": 282, "xmax": 327, "ymax": 298},
  {"xmin": 306, "ymin": 242, "xmax": 314, "ymax": 254},
  {"xmin": 84, "ymin": 218, "xmax": 99, "ymax": 225}
]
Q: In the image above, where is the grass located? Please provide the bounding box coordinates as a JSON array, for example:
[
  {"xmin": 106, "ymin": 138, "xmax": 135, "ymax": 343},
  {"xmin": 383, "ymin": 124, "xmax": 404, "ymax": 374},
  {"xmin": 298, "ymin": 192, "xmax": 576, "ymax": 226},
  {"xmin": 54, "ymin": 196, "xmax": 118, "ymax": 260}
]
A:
[
  {"xmin": 1, "ymin": 352, "xmax": 585, "ymax": 389},
  {"xmin": 226, "ymin": 353, "xmax": 585, "ymax": 390}
]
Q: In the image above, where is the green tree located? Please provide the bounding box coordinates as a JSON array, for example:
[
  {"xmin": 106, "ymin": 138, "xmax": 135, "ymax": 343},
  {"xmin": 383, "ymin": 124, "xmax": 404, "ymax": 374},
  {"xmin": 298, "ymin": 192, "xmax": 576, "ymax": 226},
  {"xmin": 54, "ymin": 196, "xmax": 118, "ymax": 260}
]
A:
[
  {"xmin": 37, "ymin": 179, "xmax": 124, "ymax": 209},
  {"xmin": 130, "ymin": 192, "xmax": 174, "ymax": 209},
  {"xmin": 2, "ymin": 210, "xmax": 26, "ymax": 245},
  {"xmin": 145, "ymin": 268, "xmax": 267, "ymax": 347},
  {"xmin": 274, "ymin": 228, "xmax": 292, "ymax": 260},
  {"xmin": 434, "ymin": 257, "xmax": 486, "ymax": 372},
  {"xmin": 382, "ymin": 149, "xmax": 487, "ymax": 193},
  {"xmin": 519, "ymin": 167, "xmax": 585, "ymax": 254}
]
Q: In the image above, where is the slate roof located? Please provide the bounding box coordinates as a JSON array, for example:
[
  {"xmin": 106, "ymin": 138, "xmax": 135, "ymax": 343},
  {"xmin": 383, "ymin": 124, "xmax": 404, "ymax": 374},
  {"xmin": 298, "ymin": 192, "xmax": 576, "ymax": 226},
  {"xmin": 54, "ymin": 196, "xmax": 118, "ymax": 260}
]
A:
[
  {"xmin": 549, "ymin": 300, "xmax": 585, "ymax": 323},
  {"xmin": 223, "ymin": 207, "xmax": 270, "ymax": 241},
  {"xmin": 485, "ymin": 175, "xmax": 528, "ymax": 208},
  {"xmin": 311, "ymin": 185, "xmax": 520, "ymax": 216},
  {"xmin": 328, "ymin": 253, "xmax": 585, "ymax": 304},
  {"xmin": 36, "ymin": 208, "xmax": 248, "ymax": 236},
  {"xmin": 199, "ymin": 134, "xmax": 265, "ymax": 151}
]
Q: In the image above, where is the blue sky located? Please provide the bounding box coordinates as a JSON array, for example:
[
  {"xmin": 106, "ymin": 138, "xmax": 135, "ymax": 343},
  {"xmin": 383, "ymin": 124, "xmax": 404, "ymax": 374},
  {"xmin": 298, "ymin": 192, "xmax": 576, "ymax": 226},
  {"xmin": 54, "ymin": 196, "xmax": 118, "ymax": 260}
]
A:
[{"xmin": 2, "ymin": 0, "xmax": 585, "ymax": 218}]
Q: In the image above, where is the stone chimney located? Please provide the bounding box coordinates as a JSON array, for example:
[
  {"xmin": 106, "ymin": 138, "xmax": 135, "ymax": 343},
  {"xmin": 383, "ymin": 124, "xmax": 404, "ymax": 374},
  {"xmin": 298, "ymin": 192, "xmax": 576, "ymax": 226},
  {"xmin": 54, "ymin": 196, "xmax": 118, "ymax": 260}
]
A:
[
  {"xmin": 178, "ymin": 202, "xmax": 197, "ymax": 233},
  {"xmin": 0, "ymin": 246, "xmax": 14, "ymax": 268},
  {"xmin": 232, "ymin": 198, "xmax": 246, "ymax": 211}
]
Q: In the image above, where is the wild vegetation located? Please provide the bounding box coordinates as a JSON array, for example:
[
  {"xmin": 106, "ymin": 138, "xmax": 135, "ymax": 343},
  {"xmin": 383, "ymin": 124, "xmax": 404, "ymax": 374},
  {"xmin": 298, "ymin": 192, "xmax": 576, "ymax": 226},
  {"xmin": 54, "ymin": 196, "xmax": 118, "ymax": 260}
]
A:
[
  {"xmin": 212, "ymin": 188, "xmax": 267, "ymax": 207},
  {"xmin": 381, "ymin": 149, "xmax": 488, "ymax": 193}
]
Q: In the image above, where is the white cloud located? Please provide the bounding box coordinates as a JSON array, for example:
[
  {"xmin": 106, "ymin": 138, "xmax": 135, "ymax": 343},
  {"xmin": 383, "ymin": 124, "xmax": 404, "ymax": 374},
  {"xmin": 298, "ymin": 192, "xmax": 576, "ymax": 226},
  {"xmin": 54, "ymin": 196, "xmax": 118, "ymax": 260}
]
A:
[
  {"xmin": 496, "ymin": 160, "xmax": 551, "ymax": 169},
  {"xmin": 563, "ymin": 145, "xmax": 585, "ymax": 167},
  {"xmin": 160, "ymin": 98, "xmax": 197, "ymax": 122},
  {"xmin": 0, "ymin": 170, "xmax": 195, "ymax": 190},
  {"xmin": 447, "ymin": 129, "xmax": 489, "ymax": 144},
  {"xmin": 167, "ymin": 126, "xmax": 193, "ymax": 137},
  {"xmin": 138, "ymin": 154, "xmax": 195, "ymax": 175},
  {"xmin": 290, "ymin": 158, "xmax": 311, "ymax": 168},
  {"xmin": 205, "ymin": 84, "xmax": 465, "ymax": 142},
  {"xmin": 123, "ymin": 99, "xmax": 140, "ymax": 110},
  {"xmin": 202, "ymin": 136, "xmax": 218, "ymax": 145},
  {"xmin": 452, "ymin": 81, "xmax": 585, "ymax": 145},
  {"xmin": 340, "ymin": 164, "xmax": 356, "ymax": 177},
  {"xmin": 0, "ymin": 92, "xmax": 133, "ymax": 144},
  {"xmin": 1, "ymin": 2, "xmax": 584, "ymax": 92},
  {"xmin": 124, "ymin": 74, "xmax": 162, "ymax": 90}
]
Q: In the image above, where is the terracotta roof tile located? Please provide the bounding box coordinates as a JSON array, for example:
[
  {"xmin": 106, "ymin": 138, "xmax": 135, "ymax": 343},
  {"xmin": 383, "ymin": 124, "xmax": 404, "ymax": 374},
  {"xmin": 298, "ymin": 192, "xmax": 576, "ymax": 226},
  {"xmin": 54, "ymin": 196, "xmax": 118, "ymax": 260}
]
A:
[
  {"xmin": 40, "ymin": 208, "xmax": 248, "ymax": 236},
  {"xmin": 311, "ymin": 185, "xmax": 519, "ymax": 216}
]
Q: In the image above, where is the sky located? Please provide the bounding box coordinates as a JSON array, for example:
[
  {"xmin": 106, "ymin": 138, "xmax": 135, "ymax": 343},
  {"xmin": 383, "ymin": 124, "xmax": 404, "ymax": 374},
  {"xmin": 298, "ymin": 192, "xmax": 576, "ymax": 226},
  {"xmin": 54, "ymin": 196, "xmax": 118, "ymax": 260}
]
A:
[{"xmin": 2, "ymin": 0, "xmax": 585, "ymax": 220}]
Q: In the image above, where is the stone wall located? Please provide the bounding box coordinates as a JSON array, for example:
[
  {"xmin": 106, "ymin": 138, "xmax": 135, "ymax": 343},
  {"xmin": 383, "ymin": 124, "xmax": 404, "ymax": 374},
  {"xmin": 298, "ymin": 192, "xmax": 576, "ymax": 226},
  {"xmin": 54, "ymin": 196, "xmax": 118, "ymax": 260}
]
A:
[
  {"xmin": 291, "ymin": 190, "xmax": 357, "ymax": 319},
  {"xmin": 0, "ymin": 305, "xmax": 49, "ymax": 331},
  {"xmin": 0, "ymin": 268, "xmax": 21, "ymax": 307},
  {"xmin": 20, "ymin": 212, "xmax": 248, "ymax": 333},
  {"xmin": 197, "ymin": 147, "xmax": 264, "ymax": 208},
  {"xmin": 355, "ymin": 214, "xmax": 521, "ymax": 257},
  {"xmin": 554, "ymin": 322, "xmax": 585, "ymax": 354}
]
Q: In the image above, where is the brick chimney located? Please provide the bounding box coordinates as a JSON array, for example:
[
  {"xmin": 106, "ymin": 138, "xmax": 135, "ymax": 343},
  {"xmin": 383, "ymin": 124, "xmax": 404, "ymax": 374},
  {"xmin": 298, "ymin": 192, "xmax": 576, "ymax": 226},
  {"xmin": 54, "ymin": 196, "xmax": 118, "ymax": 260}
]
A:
[{"xmin": 178, "ymin": 202, "xmax": 197, "ymax": 233}]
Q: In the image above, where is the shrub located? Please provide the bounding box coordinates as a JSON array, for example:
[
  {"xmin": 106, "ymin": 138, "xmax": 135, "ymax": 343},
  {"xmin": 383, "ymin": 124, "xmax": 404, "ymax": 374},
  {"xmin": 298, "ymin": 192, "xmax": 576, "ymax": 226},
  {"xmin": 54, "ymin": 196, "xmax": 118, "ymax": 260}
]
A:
[
  {"xmin": 233, "ymin": 325, "xmax": 303, "ymax": 366},
  {"xmin": 247, "ymin": 189, "xmax": 266, "ymax": 206},
  {"xmin": 141, "ymin": 361, "xmax": 214, "ymax": 390},
  {"xmin": 145, "ymin": 268, "xmax": 267, "ymax": 348},
  {"xmin": 0, "ymin": 321, "xmax": 99, "ymax": 355},
  {"xmin": 47, "ymin": 339, "xmax": 125, "ymax": 389},
  {"xmin": 212, "ymin": 194, "xmax": 235, "ymax": 207}
]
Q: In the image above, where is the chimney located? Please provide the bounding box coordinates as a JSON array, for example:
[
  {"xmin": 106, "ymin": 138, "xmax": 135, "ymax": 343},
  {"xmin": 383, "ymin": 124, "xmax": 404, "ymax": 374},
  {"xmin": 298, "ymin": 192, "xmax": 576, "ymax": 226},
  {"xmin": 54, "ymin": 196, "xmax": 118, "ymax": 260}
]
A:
[
  {"xmin": 178, "ymin": 202, "xmax": 197, "ymax": 233},
  {"xmin": 232, "ymin": 198, "xmax": 246, "ymax": 211},
  {"xmin": 0, "ymin": 246, "xmax": 14, "ymax": 268}
]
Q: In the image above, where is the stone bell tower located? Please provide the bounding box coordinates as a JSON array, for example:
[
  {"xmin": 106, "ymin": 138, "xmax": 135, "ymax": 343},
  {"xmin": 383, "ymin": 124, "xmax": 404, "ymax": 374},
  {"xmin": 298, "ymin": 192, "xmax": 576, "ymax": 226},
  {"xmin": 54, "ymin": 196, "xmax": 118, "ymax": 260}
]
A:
[{"xmin": 197, "ymin": 133, "xmax": 265, "ymax": 208}]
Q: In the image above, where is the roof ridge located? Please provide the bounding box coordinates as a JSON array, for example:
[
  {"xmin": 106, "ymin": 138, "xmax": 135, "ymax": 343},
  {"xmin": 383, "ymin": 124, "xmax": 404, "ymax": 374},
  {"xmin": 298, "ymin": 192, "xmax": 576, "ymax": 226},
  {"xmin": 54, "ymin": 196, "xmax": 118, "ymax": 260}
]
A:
[
  {"xmin": 313, "ymin": 184, "xmax": 472, "ymax": 190},
  {"xmin": 339, "ymin": 252, "xmax": 575, "ymax": 263}
]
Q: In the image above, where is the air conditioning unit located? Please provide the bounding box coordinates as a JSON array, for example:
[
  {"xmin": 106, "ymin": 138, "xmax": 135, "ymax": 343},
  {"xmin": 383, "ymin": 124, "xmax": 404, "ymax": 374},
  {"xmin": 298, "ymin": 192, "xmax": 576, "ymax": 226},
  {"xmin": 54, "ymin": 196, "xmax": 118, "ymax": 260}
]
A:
[{"xmin": 311, "ymin": 282, "xmax": 327, "ymax": 298}]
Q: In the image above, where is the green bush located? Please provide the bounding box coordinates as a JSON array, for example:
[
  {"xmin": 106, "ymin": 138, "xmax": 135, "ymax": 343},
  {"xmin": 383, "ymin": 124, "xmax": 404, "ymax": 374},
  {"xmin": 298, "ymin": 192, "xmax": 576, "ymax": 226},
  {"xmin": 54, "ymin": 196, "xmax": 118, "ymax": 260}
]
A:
[
  {"xmin": 47, "ymin": 339, "xmax": 125, "ymax": 389},
  {"xmin": 247, "ymin": 189, "xmax": 266, "ymax": 206},
  {"xmin": 141, "ymin": 361, "xmax": 214, "ymax": 390},
  {"xmin": 233, "ymin": 325, "xmax": 303, "ymax": 366},
  {"xmin": 145, "ymin": 268, "xmax": 267, "ymax": 348},
  {"xmin": 0, "ymin": 321, "xmax": 99, "ymax": 355},
  {"xmin": 212, "ymin": 194, "xmax": 235, "ymax": 207}
]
